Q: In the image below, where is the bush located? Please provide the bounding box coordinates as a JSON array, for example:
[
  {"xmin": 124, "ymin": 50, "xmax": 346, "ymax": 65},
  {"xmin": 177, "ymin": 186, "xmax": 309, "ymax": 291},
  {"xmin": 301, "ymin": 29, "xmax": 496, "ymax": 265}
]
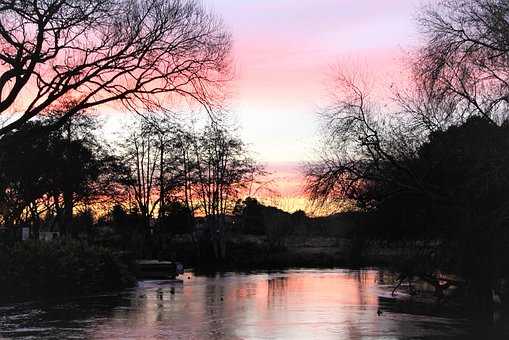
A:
[{"xmin": 0, "ymin": 240, "xmax": 136, "ymax": 301}]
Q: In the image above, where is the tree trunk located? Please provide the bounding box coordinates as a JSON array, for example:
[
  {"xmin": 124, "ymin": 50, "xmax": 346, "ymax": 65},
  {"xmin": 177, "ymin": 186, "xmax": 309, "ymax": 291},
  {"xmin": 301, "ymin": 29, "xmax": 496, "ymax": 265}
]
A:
[
  {"xmin": 29, "ymin": 204, "xmax": 40, "ymax": 240},
  {"xmin": 219, "ymin": 216, "xmax": 226, "ymax": 260},
  {"xmin": 62, "ymin": 121, "xmax": 74, "ymax": 236},
  {"xmin": 62, "ymin": 190, "xmax": 73, "ymax": 236},
  {"xmin": 468, "ymin": 275, "xmax": 494, "ymax": 323},
  {"xmin": 159, "ymin": 142, "xmax": 165, "ymax": 220},
  {"xmin": 463, "ymin": 218, "xmax": 494, "ymax": 324}
]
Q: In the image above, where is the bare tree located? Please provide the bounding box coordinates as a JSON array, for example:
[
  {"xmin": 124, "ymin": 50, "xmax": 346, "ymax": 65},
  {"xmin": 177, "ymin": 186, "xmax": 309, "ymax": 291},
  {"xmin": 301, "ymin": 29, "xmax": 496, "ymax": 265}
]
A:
[
  {"xmin": 306, "ymin": 70, "xmax": 427, "ymax": 210},
  {"xmin": 191, "ymin": 123, "xmax": 262, "ymax": 259},
  {"xmin": 119, "ymin": 122, "xmax": 160, "ymax": 231},
  {"xmin": 415, "ymin": 0, "xmax": 509, "ymax": 125},
  {"xmin": 0, "ymin": 0, "xmax": 231, "ymax": 135},
  {"xmin": 119, "ymin": 115, "xmax": 191, "ymax": 233},
  {"xmin": 117, "ymin": 117, "xmax": 262, "ymax": 259},
  {"xmin": 140, "ymin": 113, "xmax": 181, "ymax": 219}
]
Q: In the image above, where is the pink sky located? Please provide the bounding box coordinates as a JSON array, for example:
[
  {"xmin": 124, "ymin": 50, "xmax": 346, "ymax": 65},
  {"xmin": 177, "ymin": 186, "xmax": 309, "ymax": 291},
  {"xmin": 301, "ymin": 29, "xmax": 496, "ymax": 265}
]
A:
[
  {"xmin": 100, "ymin": 1, "xmax": 428, "ymax": 213},
  {"xmin": 206, "ymin": 0, "xmax": 427, "ymax": 211}
]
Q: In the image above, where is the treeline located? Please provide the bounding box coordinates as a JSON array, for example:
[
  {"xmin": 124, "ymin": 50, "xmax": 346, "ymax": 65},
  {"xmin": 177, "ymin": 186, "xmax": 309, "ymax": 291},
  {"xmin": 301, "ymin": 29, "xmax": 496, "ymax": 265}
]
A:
[
  {"xmin": 0, "ymin": 111, "xmax": 265, "ymax": 260},
  {"xmin": 234, "ymin": 197, "xmax": 359, "ymax": 238}
]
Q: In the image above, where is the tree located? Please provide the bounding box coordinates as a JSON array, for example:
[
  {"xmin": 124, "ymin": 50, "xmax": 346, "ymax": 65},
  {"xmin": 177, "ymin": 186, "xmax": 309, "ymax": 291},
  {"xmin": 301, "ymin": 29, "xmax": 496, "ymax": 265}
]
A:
[
  {"xmin": 306, "ymin": 70, "xmax": 424, "ymax": 211},
  {"xmin": 0, "ymin": 123, "xmax": 54, "ymax": 230},
  {"xmin": 418, "ymin": 117, "xmax": 509, "ymax": 317},
  {"xmin": 306, "ymin": 67, "xmax": 509, "ymax": 320},
  {"xmin": 140, "ymin": 114, "xmax": 186, "ymax": 220},
  {"xmin": 118, "ymin": 116, "xmax": 184, "ymax": 233},
  {"xmin": 160, "ymin": 201, "xmax": 194, "ymax": 236},
  {"xmin": 263, "ymin": 206, "xmax": 292, "ymax": 251},
  {"xmin": 119, "ymin": 122, "xmax": 161, "ymax": 232},
  {"xmin": 0, "ymin": 119, "xmax": 115, "ymax": 236},
  {"xmin": 192, "ymin": 123, "xmax": 261, "ymax": 260},
  {"xmin": 172, "ymin": 129, "xmax": 198, "ymax": 214},
  {"xmin": 116, "ymin": 116, "xmax": 262, "ymax": 260},
  {"xmin": 413, "ymin": 0, "xmax": 509, "ymax": 126},
  {"xmin": 238, "ymin": 197, "xmax": 265, "ymax": 235},
  {"xmin": 44, "ymin": 106, "xmax": 125, "ymax": 235},
  {"xmin": 0, "ymin": 0, "xmax": 231, "ymax": 135}
]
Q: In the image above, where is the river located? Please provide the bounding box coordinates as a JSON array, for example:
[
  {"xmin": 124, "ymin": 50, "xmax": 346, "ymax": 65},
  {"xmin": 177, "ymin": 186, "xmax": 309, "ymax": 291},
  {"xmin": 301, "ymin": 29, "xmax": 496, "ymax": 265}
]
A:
[{"xmin": 0, "ymin": 269, "xmax": 506, "ymax": 339}]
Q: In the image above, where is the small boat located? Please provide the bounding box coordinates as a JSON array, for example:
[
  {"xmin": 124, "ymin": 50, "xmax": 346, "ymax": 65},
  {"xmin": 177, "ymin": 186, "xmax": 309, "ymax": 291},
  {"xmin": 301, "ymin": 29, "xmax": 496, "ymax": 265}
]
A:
[{"xmin": 136, "ymin": 260, "xmax": 184, "ymax": 279}]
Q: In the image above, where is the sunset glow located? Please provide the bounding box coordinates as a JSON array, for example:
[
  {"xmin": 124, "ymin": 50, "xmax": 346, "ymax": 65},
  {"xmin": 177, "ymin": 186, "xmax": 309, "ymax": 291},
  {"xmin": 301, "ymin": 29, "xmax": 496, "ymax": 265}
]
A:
[{"xmin": 202, "ymin": 0, "xmax": 423, "ymax": 211}]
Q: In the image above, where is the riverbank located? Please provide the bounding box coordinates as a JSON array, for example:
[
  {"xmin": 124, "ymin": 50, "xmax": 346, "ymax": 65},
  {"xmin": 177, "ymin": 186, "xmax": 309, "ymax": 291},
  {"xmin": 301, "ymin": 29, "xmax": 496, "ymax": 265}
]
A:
[
  {"xmin": 0, "ymin": 236, "xmax": 426, "ymax": 303},
  {"xmin": 0, "ymin": 240, "xmax": 137, "ymax": 302},
  {"xmin": 169, "ymin": 235, "xmax": 443, "ymax": 271},
  {"xmin": 168, "ymin": 235, "xmax": 355, "ymax": 272}
]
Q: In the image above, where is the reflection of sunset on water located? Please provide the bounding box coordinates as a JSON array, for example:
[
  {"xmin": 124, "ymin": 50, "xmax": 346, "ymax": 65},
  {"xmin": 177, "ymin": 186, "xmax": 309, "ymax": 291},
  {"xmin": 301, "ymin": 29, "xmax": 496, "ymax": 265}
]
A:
[{"xmin": 78, "ymin": 270, "xmax": 469, "ymax": 339}]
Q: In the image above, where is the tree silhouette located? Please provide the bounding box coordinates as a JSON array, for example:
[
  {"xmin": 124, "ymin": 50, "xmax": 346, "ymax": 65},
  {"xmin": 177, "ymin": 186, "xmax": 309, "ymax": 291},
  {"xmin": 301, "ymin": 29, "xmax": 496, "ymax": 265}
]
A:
[
  {"xmin": 0, "ymin": 118, "xmax": 123, "ymax": 236},
  {"xmin": 0, "ymin": 0, "xmax": 231, "ymax": 135},
  {"xmin": 191, "ymin": 123, "xmax": 262, "ymax": 260},
  {"xmin": 307, "ymin": 65, "xmax": 509, "ymax": 320},
  {"xmin": 411, "ymin": 0, "xmax": 509, "ymax": 126}
]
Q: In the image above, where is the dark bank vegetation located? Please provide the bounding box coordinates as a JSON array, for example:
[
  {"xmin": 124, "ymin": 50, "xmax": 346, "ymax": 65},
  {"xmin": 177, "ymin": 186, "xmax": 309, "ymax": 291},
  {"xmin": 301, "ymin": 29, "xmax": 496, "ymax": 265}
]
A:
[
  {"xmin": 306, "ymin": 0, "xmax": 509, "ymax": 322},
  {"xmin": 0, "ymin": 240, "xmax": 136, "ymax": 301}
]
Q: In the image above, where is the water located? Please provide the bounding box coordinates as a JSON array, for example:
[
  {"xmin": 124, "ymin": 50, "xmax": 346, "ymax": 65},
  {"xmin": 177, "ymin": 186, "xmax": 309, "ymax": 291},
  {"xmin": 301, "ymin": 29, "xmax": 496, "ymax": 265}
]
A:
[{"xmin": 0, "ymin": 269, "xmax": 504, "ymax": 339}]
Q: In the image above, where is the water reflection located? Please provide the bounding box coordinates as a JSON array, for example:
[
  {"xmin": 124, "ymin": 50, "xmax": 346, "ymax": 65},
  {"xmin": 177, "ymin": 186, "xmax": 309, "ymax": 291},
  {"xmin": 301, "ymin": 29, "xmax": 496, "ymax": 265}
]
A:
[
  {"xmin": 267, "ymin": 276, "xmax": 288, "ymax": 308},
  {"xmin": 0, "ymin": 269, "xmax": 505, "ymax": 339}
]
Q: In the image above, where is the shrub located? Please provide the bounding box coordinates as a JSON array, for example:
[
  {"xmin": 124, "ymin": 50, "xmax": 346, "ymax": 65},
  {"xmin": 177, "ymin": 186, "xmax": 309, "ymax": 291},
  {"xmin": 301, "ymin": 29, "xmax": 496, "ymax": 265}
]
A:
[{"xmin": 0, "ymin": 240, "xmax": 136, "ymax": 301}]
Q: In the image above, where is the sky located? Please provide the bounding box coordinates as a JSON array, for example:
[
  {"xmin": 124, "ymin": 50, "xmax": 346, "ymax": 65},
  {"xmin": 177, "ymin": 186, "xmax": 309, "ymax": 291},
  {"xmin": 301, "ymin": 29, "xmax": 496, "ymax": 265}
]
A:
[{"xmin": 203, "ymin": 0, "xmax": 425, "ymax": 212}]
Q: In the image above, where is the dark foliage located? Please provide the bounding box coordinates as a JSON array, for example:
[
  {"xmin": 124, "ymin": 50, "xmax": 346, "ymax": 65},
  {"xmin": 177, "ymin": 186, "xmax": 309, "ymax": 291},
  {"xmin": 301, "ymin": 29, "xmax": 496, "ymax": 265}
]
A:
[{"xmin": 0, "ymin": 240, "xmax": 136, "ymax": 301}]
